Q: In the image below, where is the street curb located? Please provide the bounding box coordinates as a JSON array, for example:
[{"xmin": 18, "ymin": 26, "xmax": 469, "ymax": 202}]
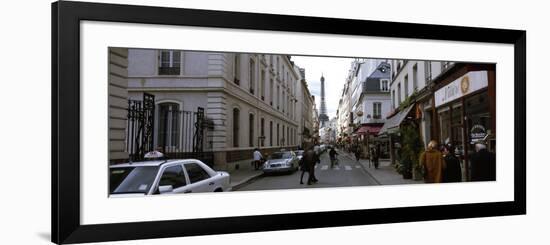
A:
[{"xmin": 230, "ymin": 172, "xmax": 264, "ymax": 190}]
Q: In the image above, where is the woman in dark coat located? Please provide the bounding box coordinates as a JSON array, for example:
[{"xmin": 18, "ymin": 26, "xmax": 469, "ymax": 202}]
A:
[{"xmin": 442, "ymin": 144, "xmax": 462, "ymax": 182}]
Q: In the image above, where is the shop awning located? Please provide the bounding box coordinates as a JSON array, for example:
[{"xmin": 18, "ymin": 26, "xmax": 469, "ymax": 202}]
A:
[
  {"xmin": 378, "ymin": 104, "xmax": 415, "ymax": 135},
  {"xmin": 357, "ymin": 125, "xmax": 382, "ymax": 135}
]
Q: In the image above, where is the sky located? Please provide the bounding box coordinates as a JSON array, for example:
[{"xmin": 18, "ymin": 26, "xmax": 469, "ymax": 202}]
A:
[{"xmin": 291, "ymin": 56, "xmax": 356, "ymax": 119}]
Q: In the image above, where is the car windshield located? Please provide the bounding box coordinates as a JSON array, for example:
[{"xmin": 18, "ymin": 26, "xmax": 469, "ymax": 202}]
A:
[
  {"xmin": 269, "ymin": 152, "xmax": 292, "ymax": 159},
  {"xmin": 110, "ymin": 166, "xmax": 159, "ymax": 194}
]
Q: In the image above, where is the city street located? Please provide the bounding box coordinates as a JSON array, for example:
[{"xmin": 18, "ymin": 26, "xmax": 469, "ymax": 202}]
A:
[{"xmin": 234, "ymin": 150, "xmax": 378, "ymax": 191}]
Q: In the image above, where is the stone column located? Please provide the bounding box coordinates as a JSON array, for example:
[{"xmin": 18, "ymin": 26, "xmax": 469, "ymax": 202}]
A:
[{"xmin": 108, "ymin": 48, "xmax": 129, "ymax": 163}]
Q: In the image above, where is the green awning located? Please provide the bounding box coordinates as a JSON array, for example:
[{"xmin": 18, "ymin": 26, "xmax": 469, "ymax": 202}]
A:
[{"xmin": 378, "ymin": 104, "xmax": 415, "ymax": 136}]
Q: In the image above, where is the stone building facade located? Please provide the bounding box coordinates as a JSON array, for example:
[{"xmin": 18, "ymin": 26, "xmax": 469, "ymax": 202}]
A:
[{"xmin": 126, "ymin": 49, "xmax": 305, "ymax": 167}]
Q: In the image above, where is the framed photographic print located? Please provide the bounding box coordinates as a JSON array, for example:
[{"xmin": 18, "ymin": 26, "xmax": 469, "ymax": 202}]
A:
[{"xmin": 52, "ymin": 1, "xmax": 526, "ymax": 244}]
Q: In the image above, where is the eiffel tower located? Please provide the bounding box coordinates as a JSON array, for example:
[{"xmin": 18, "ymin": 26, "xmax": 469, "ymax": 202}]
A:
[{"xmin": 319, "ymin": 74, "xmax": 329, "ymax": 128}]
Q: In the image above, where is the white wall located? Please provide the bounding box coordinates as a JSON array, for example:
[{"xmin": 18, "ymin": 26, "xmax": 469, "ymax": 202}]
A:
[
  {"xmin": 128, "ymin": 49, "xmax": 157, "ymax": 76},
  {"xmin": 391, "ymin": 60, "xmax": 427, "ymax": 107},
  {"xmin": 2, "ymin": 0, "xmax": 548, "ymax": 245},
  {"xmin": 361, "ymin": 94, "xmax": 392, "ymax": 122}
]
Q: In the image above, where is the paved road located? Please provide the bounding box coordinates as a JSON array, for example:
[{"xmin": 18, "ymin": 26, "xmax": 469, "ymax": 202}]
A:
[{"xmin": 234, "ymin": 151, "xmax": 378, "ymax": 191}]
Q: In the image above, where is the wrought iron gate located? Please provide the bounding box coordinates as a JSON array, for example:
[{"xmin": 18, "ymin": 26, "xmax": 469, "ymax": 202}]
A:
[
  {"xmin": 157, "ymin": 106, "xmax": 213, "ymax": 166},
  {"xmin": 127, "ymin": 93, "xmax": 155, "ymax": 161},
  {"xmin": 127, "ymin": 95, "xmax": 213, "ymax": 165}
]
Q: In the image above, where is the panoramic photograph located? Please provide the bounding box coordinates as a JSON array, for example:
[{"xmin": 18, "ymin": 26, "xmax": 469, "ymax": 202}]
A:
[{"xmin": 107, "ymin": 48, "xmax": 496, "ymax": 197}]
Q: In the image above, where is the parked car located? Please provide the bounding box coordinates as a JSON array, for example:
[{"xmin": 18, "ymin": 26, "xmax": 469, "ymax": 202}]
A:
[
  {"xmin": 109, "ymin": 159, "xmax": 231, "ymax": 197},
  {"xmin": 262, "ymin": 151, "xmax": 299, "ymax": 174}
]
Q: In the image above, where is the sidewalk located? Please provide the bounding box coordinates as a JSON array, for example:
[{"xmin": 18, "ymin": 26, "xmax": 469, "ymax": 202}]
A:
[
  {"xmin": 212, "ymin": 158, "xmax": 264, "ymax": 190},
  {"xmin": 337, "ymin": 150, "xmax": 421, "ymax": 185}
]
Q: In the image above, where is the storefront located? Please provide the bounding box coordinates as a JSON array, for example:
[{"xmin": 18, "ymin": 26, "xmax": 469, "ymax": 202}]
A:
[
  {"xmin": 432, "ymin": 67, "xmax": 496, "ymax": 181},
  {"xmin": 356, "ymin": 124, "xmax": 385, "ymax": 158},
  {"xmin": 379, "ymin": 104, "xmax": 416, "ymax": 164}
]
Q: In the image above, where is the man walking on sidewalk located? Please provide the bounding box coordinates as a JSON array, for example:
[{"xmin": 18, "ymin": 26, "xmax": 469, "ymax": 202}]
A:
[
  {"xmin": 300, "ymin": 145, "xmax": 319, "ymax": 185},
  {"xmin": 354, "ymin": 145, "xmax": 361, "ymax": 162},
  {"xmin": 374, "ymin": 144, "xmax": 380, "ymax": 169},
  {"xmin": 252, "ymin": 148, "xmax": 263, "ymax": 170}
]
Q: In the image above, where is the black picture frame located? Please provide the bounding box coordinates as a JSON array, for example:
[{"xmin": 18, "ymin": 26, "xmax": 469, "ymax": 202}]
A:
[{"xmin": 52, "ymin": 1, "xmax": 526, "ymax": 244}]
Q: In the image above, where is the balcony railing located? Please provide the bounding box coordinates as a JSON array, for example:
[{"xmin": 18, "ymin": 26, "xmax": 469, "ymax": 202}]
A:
[{"xmin": 158, "ymin": 67, "xmax": 180, "ymax": 75}]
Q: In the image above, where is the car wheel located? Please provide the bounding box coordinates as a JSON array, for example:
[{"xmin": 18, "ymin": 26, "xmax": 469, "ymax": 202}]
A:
[{"xmin": 214, "ymin": 188, "xmax": 223, "ymax": 192}]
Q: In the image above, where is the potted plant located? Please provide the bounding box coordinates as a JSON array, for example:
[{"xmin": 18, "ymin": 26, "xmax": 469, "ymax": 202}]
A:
[
  {"xmin": 398, "ymin": 125, "xmax": 424, "ymax": 180},
  {"xmin": 400, "ymin": 156, "xmax": 413, "ymax": 179}
]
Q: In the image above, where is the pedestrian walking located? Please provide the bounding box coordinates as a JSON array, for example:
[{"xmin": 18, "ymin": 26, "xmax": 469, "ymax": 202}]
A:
[
  {"xmin": 354, "ymin": 145, "xmax": 361, "ymax": 162},
  {"xmin": 442, "ymin": 144, "xmax": 462, "ymax": 182},
  {"xmin": 252, "ymin": 148, "xmax": 263, "ymax": 170},
  {"xmin": 419, "ymin": 140, "xmax": 446, "ymax": 183},
  {"xmin": 371, "ymin": 146, "xmax": 380, "ymax": 169},
  {"xmin": 470, "ymin": 143, "xmax": 496, "ymax": 181},
  {"xmin": 329, "ymin": 147, "xmax": 339, "ymax": 168},
  {"xmin": 300, "ymin": 144, "xmax": 319, "ymax": 185}
]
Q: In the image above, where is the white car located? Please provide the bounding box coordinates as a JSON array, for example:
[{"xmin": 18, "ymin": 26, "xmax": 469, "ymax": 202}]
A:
[
  {"xmin": 109, "ymin": 159, "xmax": 231, "ymax": 197},
  {"xmin": 262, "ymin": 151, "xmax": 299, "ymax": 174}
]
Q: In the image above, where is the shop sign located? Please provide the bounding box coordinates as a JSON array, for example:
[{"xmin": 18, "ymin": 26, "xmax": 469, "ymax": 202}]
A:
[
  {"xmin": 470, "ymin": 124, "xmax": 487, "ymax": 143},
  {"xmin": 435, "ymin": 71, "xmax": 488, "ymax": 107}
]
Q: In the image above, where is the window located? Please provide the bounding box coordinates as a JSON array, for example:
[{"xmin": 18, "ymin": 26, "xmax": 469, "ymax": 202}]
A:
[
  {"xmin": 260, "ymin": 70, "xmax": 265, "ymax": 100},
  {"xmin": 282, "ymin": 91, "xmax": 285, "ymax": 112},
  {"xmin": 270, "ymin": 79, "xmax": 274, "ymax": 106},
  {"xmin": 249, "ymin": 59, "xmax": 255, "ymax": 94},
  {"xmin": 290, "ymin": 128, "xmax": 293, "ymax": 145},
  {"xmin": 277, "ymin": 123, "xmax": 280, "ymax": 146},
  {"xmin": 277, "ymin": 57, "xmax": 280, "ymax": 77},
  {"xmin": 234, "ymin": 54, "xmax": 240, "ymax": 85},
  {"xmin": 404, "ymin": 75, "xmax": 409, "ymax": 97},
  {"xmin": 397, "ymin": 83, "xmax": 402, "ymax": 105},
  {"xmin": 260, "ymin": 118, "xmax": 265, "ymax": 147},
  {"xmin": 425, "ymin": 61, "xmax": 432, "ymax": 82},
  {"xmin": 282, "ymin": 125, "xmax": 285, "ymax": 145},
  {"xmin": 391, "ymin": 90, "xmax": 395, "ymax": 109},
  {"xmin": 159, "ymin": 50, "xmax": 181, "ymax": 75},
  {"xmin": 249, "ymin": 113, "xmax": 254, "ymax": 147},
  {"xmin": 233, "ymin": 108, "xmax": 239, "ymax": 147},
  {"xmin": 286, "ymin": 94, "xmax": 290, "ymax": 115},
  {"xmin": 110, "ymin": 166, "xmax": 159, "ymax": 194},
  {"xmin": 286, "ymin": 72, "xmax": 289, "ymax": 86},
  {"xmin": 270, "ymin": 121, "xmax": 273, "ymax": 146},
  {"xmin": 185, "ymin": 163, "xmax": 211, "ymax": 183},
  {"xmin": 413, "ymin": 64, "xmax": 418, "ymax": 91},
  {"xmin": 438, "ymin": 106, "xmax": 451, "ymax": 146},
  {"xmin": 158, "ymin": 165, "xmax": 187, "ymax": 189},
  {"xmin": 287, "ymin": 127, "xmax": 290, "ymax": 146},
  {"xmin": 373, "ymin": 102, "xmax": 382, "ymax": 119},
  {"xmin": 157, "ymin": 103, "xmax": 180, "ymax": 149},
  {"xmin": 277, "ymin": 85, "xmax": 280, "ymax": 109},
  {"xmin": 380, "ymin": 79, "xmax": 389, "ymax": 91}
]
